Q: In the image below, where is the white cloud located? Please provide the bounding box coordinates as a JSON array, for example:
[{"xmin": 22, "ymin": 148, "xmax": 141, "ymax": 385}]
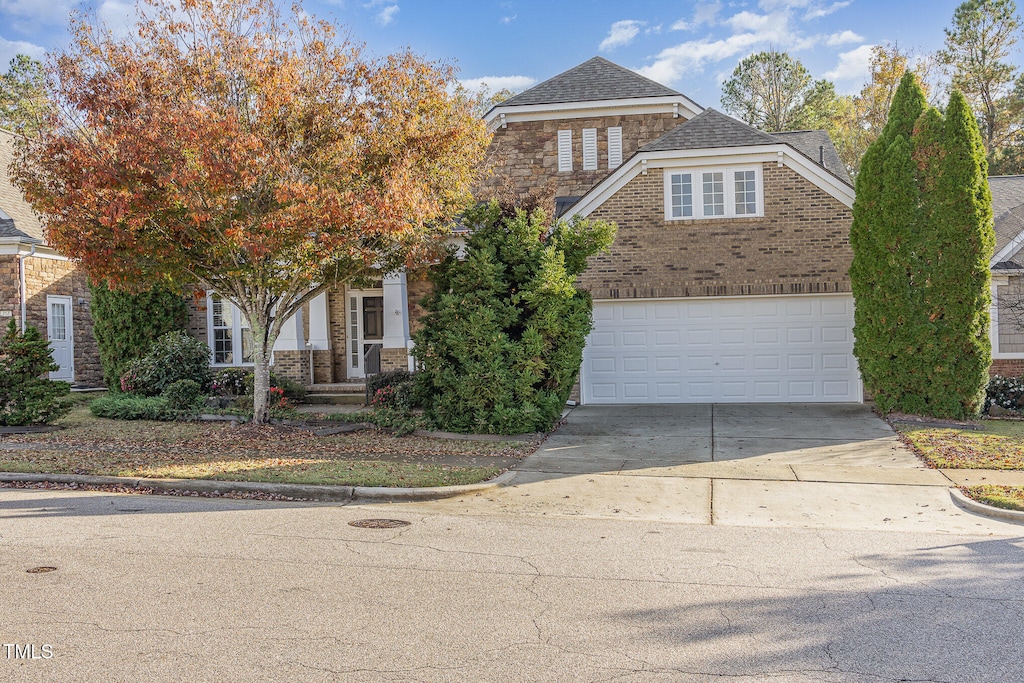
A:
[
  {"xmin": 804, "ymin": 1, "xmax": 852, "ymax": 19},
  {"xmin": 599, "ymin": 20, "xmax": 644, "ymax": 52},
  {"xmin": 826, "ymin": 30, "xmax": 863, "ymax": 46},
  {"xmin": 500, "ymin": 15, "xmax": 516, "ymax": 24},
  {"xmin": 0, "ymin": 0, "xmax": 74, "ymax": 27},
  {"xmin": 671, "ymin": 1, "xmax": 721, "ymax": 32},
  {"xmin": 0, "ymin": 36, "xmax": 46, "ymax": 69},
  {"xmin": 825, "ymin": 44, "xmax": 875, "ymax": 88},
  {"xmin": 459, "ymin": 75, "xmax": 537, "ymax": 95},
  {"xmin": 375, "ymin": 4, "xmax": 399, "ymax": 26},
  {"xmin": 96, "ymin": 0, "xmax": 139, "ymax": 37},
  {"xmin": 670, "ymin": 18, "xmax": 691, "ymax": 31}
]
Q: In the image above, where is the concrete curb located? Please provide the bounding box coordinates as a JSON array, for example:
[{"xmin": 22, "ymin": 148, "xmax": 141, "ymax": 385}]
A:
[
  {"xmin": 949, "ymin": 487, "xmax": 1024, "ymax": 524},
  {"xmin": 0, "ymin": 469, "xmax": 519, "ymax": 504}
]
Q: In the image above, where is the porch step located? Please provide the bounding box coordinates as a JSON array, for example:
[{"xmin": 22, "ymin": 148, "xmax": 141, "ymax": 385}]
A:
[
  {"xmin": 303, "ymin": 393, "xmax": 366, "ymax": 406},
  {"xmin": 304, "ymin": 383, "xmax": 366, "ymax": 405}
]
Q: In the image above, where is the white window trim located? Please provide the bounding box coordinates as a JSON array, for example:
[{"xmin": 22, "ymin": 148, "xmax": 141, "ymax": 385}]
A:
[
  {"xmin": 663, "ymin": 164, "xmax": 764, "ymax": 221},
  {"xmin": 207, "ymin": 293, "xmax": 254, "ymax": 367},
  {"xmin": 557, "ymin": 129, "xmax": 572, "ymax": 172}
]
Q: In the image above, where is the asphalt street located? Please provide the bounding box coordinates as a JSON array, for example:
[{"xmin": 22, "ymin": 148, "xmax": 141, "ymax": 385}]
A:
[{"xmin": 3, "ymin": 488, "xmax": 1024, "ymax": 683}]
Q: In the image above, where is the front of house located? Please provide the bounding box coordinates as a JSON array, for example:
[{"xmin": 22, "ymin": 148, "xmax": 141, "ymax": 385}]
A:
[{"xmin": 201, "ymin": 56, "xmax": 863, "ymax": 404}]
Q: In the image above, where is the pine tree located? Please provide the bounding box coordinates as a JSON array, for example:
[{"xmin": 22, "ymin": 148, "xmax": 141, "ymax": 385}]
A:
[{"xmin": 0, "ymin": 320, "xmax": 71, "ymax": 426}]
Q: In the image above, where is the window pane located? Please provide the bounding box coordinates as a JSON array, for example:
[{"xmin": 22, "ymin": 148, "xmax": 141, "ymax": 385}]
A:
[
  {"xmin": 214, "ymin": 329, "xmax": 233, "ymax": 364},
  {"xmin": 212, "ymin": 296, "xmax": 232, "ymax": 328},
  {"xmin": 49, "ymin": 303, "xmax": 66, "ymax": 341},
  {"xmin": 670, "ymin": 173, "xmax": 692, "ymax": 218},
  {"xmin": 703, "ymin": 172, "xmax": 724, "ymax": 216},
  {"xmin": 241, "ymin": 329, "xmax": 253, "ymax": 364},
  {"xmin": 734, "ymin": 170, "xmax": 757, "ymax": 215}
]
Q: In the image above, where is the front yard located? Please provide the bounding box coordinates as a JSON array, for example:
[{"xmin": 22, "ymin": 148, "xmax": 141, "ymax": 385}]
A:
[
  {"xmin": 0, "ymin": 406, "xmax": 538, "ymax": 490},
  {"xmin": 895, "ymin": 420, "xmax": 1024, "ymax": 512}
]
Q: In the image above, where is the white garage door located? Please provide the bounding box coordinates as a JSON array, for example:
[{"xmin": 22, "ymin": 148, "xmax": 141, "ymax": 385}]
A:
[{"xmin": 582, "ymin": 295, "xmax": 861, "ymax": 404}]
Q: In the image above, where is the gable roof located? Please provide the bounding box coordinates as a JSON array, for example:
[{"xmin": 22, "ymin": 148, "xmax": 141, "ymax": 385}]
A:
[
  {"xmin": 0, "ymin": 128, "xmax": 44, "ymax": 243},
  {"xmin": 989, "ymin": 175, "xmax": 1024, "ymax": 269},
  {"xmin": 639, "ymin": 109, "xmax": 851, "ymax": 187},
  {"xmin": 499, "ymin": 57, "xmax": 684, "ymax": 108},
  {"xmin": 770, "ymin": 130, "xmax": 851, "ymax": 185}
]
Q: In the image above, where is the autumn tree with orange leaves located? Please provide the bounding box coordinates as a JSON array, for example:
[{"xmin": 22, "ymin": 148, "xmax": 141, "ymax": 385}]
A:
[{"xmin": 12, "ymin": 0, "xmax": 490, "ymax": 422}]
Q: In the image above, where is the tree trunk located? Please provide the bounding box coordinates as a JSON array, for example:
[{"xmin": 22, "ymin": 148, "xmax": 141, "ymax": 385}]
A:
[{"xmin": 251, "ymin": 334, "xmax": 272, "ymax": 424}]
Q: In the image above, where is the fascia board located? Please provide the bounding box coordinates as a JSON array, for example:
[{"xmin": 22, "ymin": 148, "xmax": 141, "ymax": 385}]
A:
[
  {"xmin": 569, "ymin": 145, "xmax": 854, "ymax": 218},
  {"xmin": 993, "ymin": 232, "xmax": 1024, "ymax": 267},
  {"xmin": 484, "ymin": 96, "xmax": 703, "ymax": 127}
]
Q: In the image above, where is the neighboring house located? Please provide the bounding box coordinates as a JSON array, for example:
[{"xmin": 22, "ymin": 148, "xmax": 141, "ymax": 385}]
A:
[
  {"xmin": 221, "ymin": 55, "xmax": 862, "ymax": 405},
  {"xmin": 987, "ymin": 175, "xmax": 1024, "ymax": 377},
  {"xmin": 0, "ymin": 128, "xmax": 101, "ymax": 385}
]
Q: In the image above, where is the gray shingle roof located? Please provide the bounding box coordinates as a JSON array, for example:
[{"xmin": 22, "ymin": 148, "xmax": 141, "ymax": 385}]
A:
[
  {"xmin": 770, "ymin": 130, "xmax": 851, "ymax": 185},
  {"xmin": 638, "ymin": 109, "xmax": 851, "ymax": 186},
  {"xmin": 0, "ymin": 128, "xmax": 44, "ymax": 242},
  {"xmin": 989, "ymin": 175, "xmax": 1024, "ymax": 259},
  {"xmin": 498, "ymin": 56, "xmax": 685, "ymax": 107},
  {"xmin": 639, "ymin": 108, "xmax": 778, "ymax": 152}
]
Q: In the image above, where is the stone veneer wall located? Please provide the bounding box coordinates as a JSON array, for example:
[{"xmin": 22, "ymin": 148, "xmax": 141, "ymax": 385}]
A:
[
  {"xmin": 579, "ymin": 164, "xmax": 854, "ymax": 299},
  {"xmin": 8, "ymin": 255, "xmax": 103, "ymax": 385},
  {"xmin": 478, "ymin": 112, "xmax": 682, "ymax": 200}
]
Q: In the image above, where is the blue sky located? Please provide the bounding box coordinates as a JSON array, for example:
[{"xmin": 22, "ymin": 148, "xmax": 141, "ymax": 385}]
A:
[{"xmin": 0, "ymin": 0, "xmax": 1007, "ymax": 108}]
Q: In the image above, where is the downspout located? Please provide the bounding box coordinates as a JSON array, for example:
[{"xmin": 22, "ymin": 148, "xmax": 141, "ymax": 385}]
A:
[{"xmin": 18, "ymin": 243, "xmax": 36, "ymax": 331}]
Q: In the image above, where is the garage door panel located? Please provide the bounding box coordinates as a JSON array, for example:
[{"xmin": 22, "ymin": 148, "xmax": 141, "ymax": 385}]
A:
[{"xmin": 582, "ymin": 295, "xmax": 861, "ymax": 404}]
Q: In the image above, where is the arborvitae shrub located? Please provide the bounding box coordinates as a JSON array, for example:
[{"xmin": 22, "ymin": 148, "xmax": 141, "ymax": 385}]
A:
[
  {"xmin": 413, "ymin": 202, "xmax": 615, "ymax": 434},
  {"xmin": 89, "ymin": 280, "xmax": 188, "ymax": 389}
]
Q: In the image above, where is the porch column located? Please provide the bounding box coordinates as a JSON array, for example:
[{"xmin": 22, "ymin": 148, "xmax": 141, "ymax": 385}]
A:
[
  {"xmin": 308, "ymin": 293, "xmax": 330, "ymax": 350},
  {"xmin": 273, "ymin": 308, "xmax": 305, "ymax": 351},
  {"xmin": 382, "ymin": 272, "xmax": 412, "ymax": 371}
]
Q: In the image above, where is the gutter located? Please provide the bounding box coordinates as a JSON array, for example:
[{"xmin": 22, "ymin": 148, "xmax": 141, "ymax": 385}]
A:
[{"xmin": 18, "ymin": 242, "xmax": 36, "ymax": 331}]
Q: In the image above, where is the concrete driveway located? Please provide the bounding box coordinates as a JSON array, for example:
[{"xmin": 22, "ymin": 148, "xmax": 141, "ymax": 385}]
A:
[{"xmin": 413, "ymin": 403, "xmax": 1016, "ymax": 535}]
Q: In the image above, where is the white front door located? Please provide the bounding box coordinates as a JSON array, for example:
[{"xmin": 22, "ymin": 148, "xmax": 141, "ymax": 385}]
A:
[
  {"xmin": 582, "ymin": 294, "xmax": 861, "ymax": 404},
  {"xmin": 346, "ymin": 290, "xmax": 384, "ymax": 379},
  {"xmin": 46, "ymin": 295, "xmax": 74, "ymax": 382}
]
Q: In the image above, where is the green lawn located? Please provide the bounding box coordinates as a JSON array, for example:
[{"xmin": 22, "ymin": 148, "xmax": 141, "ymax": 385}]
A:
[{"xmin": 0, "ymin": 407, "xmax": 536, "ymax": 488}]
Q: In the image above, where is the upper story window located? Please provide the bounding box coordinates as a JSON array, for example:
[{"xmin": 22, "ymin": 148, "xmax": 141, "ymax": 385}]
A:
[
  {"xmin": 208, "ymin": 293, "xmax": 253, "ymax": 366},
  {"xmin": 557, "ymin": 130, "xmax": 572, "ymax": 172},
  {"xmin": 664, "ymin": 165, "xmax": 763, "ymax": 221}
]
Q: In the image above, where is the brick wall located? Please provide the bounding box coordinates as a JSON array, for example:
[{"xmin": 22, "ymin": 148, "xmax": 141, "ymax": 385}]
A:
[
  {"xmin": 991, "ymin": 359, "xmax": 1024, "ymax": 377},
  {"xmin": 328, "ymin": 287, "xmax": 348, "ymax": 382},
  {"xmin": 580, "ymin": 163, "xmax": 854, "ymax": 299},
  {"xmin": 479, "ymin": 112, "xmax": 683, "ymax": 201},
  {"xmin": 17, "ymin": 255, "xmax": 102, "ymax": 385},
  {"xmin": 406, "ymin": 274, "xmax": 433, "ymax": 336},
  {"xmin": 272, "ymin": 349, "xmax": 309, "ymax": 384}
]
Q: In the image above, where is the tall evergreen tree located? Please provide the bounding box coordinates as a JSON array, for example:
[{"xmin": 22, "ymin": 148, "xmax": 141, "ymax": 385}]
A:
[
  {"xmin": 849, "ymin": 74, "xmax": 927, "ymax": 410},
  {"xmin": 850, "ymin": 73, "xmax": 995, "ymax": 418}
]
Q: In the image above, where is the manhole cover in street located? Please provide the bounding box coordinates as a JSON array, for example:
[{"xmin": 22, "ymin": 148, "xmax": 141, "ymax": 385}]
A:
[
  {"xmin": 26, "ymin": 566, "xmax": 57, "ymax": 574},
  {"xmin": 348, "ymin": 519, "xmax": 410, "ymax": 529}
]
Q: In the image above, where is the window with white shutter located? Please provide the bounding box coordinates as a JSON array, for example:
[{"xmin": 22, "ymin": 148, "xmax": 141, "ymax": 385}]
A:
[
  {"xmin": 582, "ymin": 128, "xmax": 597, "ymax": 170},
  {"xmin": 557, "ymin": 130, "xmax": 572, "ymax": 172},
  {"xmin": 607, "ymin": 127, "xmax": 623, "ymax": 169}
]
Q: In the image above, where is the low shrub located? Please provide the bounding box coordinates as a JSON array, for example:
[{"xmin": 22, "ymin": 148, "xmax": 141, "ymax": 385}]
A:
[
  {"xmin": 90, "ymin": 394, "xmax": 176, "ymax": 421},
  {"xmin": 0, "ymin": 320, "xmax": 71, "ymax": 426},
  {"xmin": 985, "ymin": 375, "xmax": 1024, "ymax": 414},
  {"xmin": 367, "ymin": 369, "xmax": 417, "ymax": 411},
  {"xmin": 119, "ymin": 330, "xmax": 212, "ymax": 396},
  {"xmin": 162, "ymin": 379, "xmax": 204, "ymax": 412},
  {"xmin": 211, "ymin": 368, "xmax": 250, "ymax": 397},
  {"xmin": 242, "ymin": 371, "xmax": 306, "ymax": 401}
]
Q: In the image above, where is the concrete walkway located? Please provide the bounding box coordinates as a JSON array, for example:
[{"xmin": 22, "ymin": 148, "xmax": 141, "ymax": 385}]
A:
[{"xmin": 406, "ymin": 404, "xmax": 1024, "ymax": 535}]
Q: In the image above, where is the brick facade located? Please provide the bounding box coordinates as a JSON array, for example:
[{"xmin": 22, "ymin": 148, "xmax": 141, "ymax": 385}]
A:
[
  {"xmin": 579, "ymin": 164, "xmax": 854, "ymax": 299},
  {"xmin": 991, "ymin": 358, "xmax": 1024, "ymax": 377},
  {"xmin": 0, "ymin": 253, "xmax": 102, "ymax": 385},
  {"xmin": 478, "ymin": 113, "xmax": 682, "ymax": 200}
]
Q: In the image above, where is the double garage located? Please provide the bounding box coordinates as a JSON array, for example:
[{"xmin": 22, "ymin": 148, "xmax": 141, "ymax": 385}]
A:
[{"xmin": 580, "ymin": 294, "xmax": 862, "ymax": 404}]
